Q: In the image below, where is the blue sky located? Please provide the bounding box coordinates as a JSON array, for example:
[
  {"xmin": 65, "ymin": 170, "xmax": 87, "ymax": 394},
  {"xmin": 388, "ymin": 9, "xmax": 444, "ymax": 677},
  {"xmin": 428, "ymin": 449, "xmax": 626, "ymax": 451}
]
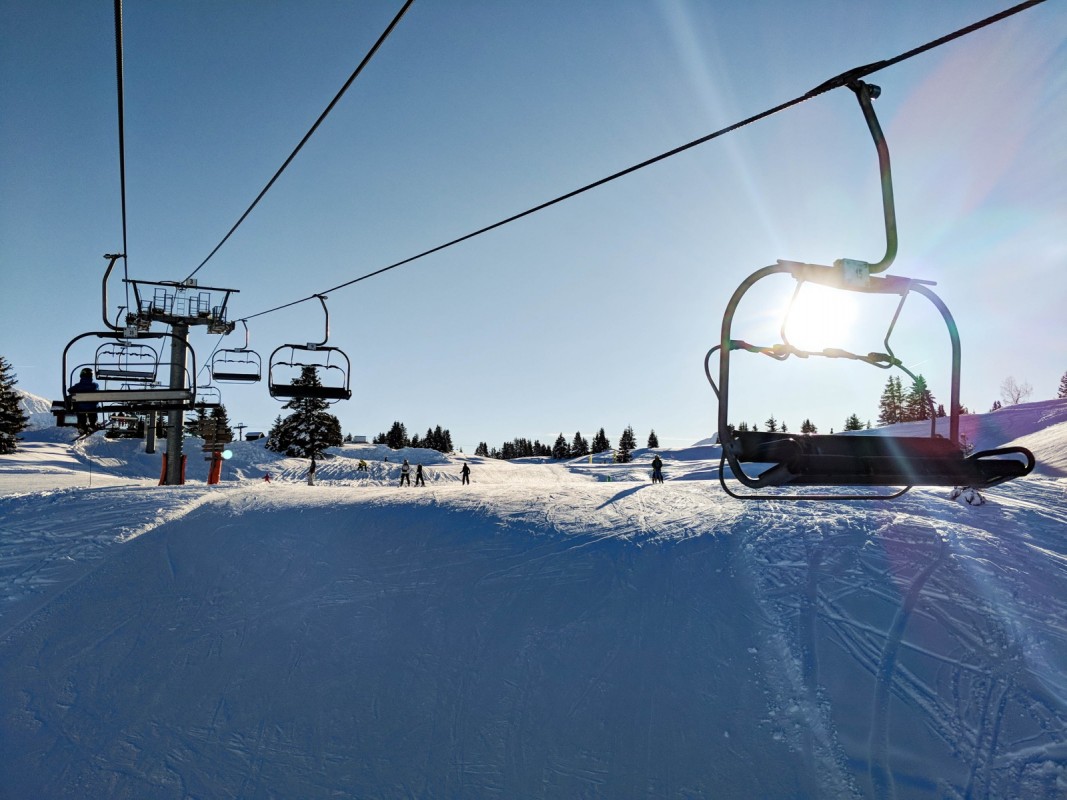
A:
[{"xmin": 2, "ymin": 1, "xmax": 1064, "ymax": 451}]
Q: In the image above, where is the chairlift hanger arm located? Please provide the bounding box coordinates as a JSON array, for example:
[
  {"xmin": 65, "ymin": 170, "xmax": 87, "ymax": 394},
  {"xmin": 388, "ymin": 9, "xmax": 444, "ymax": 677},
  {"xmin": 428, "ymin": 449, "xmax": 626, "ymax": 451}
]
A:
[
  {"xmin": 311, "ymin": 294, "xmax": 329, "ymax": 348},
  {"xmin": 101, "ymin": 253, "xmax": 125, "ymax": 331},
  {"xmin": 848, "ymin": 81, "xmax": 897, "ymax": 275}
]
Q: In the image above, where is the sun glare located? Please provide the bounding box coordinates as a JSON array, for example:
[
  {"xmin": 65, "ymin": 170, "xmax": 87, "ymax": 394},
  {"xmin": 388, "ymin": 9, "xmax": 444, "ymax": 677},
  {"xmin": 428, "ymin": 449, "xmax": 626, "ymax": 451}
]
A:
[{"xmin": 782, "ymin": 284, "xmax": 859, "ymax": 352}]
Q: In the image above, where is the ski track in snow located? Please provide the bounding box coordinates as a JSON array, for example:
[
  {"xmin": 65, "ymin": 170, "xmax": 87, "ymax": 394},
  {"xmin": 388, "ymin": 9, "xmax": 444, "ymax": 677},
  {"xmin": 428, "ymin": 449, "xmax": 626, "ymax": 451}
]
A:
[
  {"xmin": 2, "ymin": 408, "xmax": 1067, "ymax": 798},
  {"xmin": 741, "ymin": 485, "xmax": 1067, "ymax": 799}
]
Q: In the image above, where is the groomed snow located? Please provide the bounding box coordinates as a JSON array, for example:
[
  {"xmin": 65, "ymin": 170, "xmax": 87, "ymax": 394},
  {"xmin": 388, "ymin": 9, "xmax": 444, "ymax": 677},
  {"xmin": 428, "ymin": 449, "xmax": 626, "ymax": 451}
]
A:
[{"xmin": 2, "ymin": 400, "xmax": 1066, "ymax": 798}]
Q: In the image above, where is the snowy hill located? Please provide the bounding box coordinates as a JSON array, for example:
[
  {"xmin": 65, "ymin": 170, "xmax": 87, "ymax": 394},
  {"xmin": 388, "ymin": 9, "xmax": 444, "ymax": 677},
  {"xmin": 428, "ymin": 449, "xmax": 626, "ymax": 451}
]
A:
[
  {"xmin": 16, "ymin": 389, "xmax": 53, "ymax": 430},
  {"xmin": 1, "ymin": 401, "xmax": 1066, "ymax": 797}
]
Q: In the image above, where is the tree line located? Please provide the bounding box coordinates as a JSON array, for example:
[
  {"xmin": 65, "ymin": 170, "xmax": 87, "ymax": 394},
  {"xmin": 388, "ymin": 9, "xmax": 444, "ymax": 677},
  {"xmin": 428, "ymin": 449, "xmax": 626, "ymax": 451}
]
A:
[
  {"xmin": 475, "ymin": 426, "xmax": 659, "ymax": 463},
  {"xmin": 372, "ymin": 421, "xmax": 454, "ymax": 453}
]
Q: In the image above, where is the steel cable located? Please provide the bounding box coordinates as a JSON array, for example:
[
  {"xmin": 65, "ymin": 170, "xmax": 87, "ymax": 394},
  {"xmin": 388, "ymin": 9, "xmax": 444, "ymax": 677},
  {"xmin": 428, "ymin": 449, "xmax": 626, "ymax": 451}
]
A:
[{"xmin": 240, "ymin": 0, "xmax": 1046, "ymax": 323}]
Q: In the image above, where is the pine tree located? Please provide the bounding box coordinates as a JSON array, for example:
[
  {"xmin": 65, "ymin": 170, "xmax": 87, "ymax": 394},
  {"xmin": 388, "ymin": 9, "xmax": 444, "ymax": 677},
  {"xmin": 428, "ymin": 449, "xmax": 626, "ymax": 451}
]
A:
[
  {"xmin": 591, "ymin": 427, "xmax": 611, "ymax": 454},
  {"xmin": 647, "ymin": 429, "xmax": 659, "ymax": 448},
  {"xmin": 208, "ymin": 404, "xmax": 234, "ymax": 443},
  {"xmin": 877, "ymin": 375, "xmax": 905, "ymax": 425},
  {"xmin": 185, "ymin": 406, "xmax": 208, "ymax": 438},
  {"xmin": 265, "ymin": 367, "xmax": 343, "ymax": 458},
  {"xmin": 385, "ymin": 421, "xmax": 409, "ymax": 449},
  {"xmin": 571, "ymin": 431, "xmax": 589, "ymax": 457},
  {"xmin": 552, "ymin": 433, "xmax": 570, "ymax": 460},
  {"xmin": 431, "ymin": 424, "xmax": 452, "ymax": 453},
  {"xmin": 0, "ymin": 356, "xmax": 30, "ymax": 455},
  {"xmin": 800, "ymin": 418, "xmax": 817, "ymax": 434},
  {"xmin": 844, "ymin": 413, "xmax": 864, "ymax": 431},
  {"xmin": 904, "ymin": 374, "xmax": 934, "ymax": 422},
  {"xmin": 615, "ymin": 425, "xmax": 636, "ymax": 463},
  {"xmin": 1059, "ymin": 371, "xmax": 1067, "ymax": 399},
  {"xmin": 475, "ymin": 442, "xmax": 489, "ymax": 457},
  {"xmin": 764, "ymin": 415, "xmax": 778, "ymax": 433},
  {"xmin": 266, "ymin": 415, "xmax": 285, "ymax": 452}
]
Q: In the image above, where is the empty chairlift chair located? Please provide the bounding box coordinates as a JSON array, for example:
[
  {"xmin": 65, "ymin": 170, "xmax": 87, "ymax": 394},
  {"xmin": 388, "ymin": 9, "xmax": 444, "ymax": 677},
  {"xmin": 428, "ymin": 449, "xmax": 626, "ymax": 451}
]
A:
[
  {"xmin": 211, "ymin": 321, "xmax": 262, "ymax": 384},
  {"xmin": 705, "ymin": 80, "xmax": 1034, "ymax": 501},
  {"xmin": 93, "ymin": 339, "xmax": 160, "ymax": 383},
  {"xmin": 267, "ymin": 295, "xmax": 352, "ymax": 404}
]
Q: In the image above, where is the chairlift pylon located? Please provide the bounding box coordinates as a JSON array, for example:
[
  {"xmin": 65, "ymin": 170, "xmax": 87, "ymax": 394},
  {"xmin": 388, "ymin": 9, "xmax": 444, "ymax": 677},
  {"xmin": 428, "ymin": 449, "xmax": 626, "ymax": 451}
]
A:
[
  {"xmin": 706, "ymin": 80, "xmax": 1035, "ymax": 500},
  {"xmin": 268, "ymin": 295, "xmax": 352, "ymax": 403},
  {"xmin": 212, "ymin": 320, "xmax": 262, "ymax": 384}
]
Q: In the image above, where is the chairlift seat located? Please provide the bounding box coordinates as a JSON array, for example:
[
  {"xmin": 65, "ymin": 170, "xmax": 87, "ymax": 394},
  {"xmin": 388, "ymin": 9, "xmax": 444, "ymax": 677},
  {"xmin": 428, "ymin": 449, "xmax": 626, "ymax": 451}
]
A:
[
  {"xmin": 70, "ymin": 388, "xmax": 193, "ymax": 404},
  {"xmin": 270, "ymin": 384, "xmax": 352, "ymax": 401},
  {"xmin": 730, "ymin": 431, "xmax": 1034, "ymax": 489},
  {"xmin": 211, "ymin": 369, "xmax": 260, "ymax": 383},
  {"xmin": 211, "ymin": 344, "xmax": 262, "ymax": 384},
  {"xmin": 52, "ymin": 395, "xmax": 194, "ymax": 422},
  {"xmin": 94, "ymin": 366, "xmax": 158, "ymax": 382}
]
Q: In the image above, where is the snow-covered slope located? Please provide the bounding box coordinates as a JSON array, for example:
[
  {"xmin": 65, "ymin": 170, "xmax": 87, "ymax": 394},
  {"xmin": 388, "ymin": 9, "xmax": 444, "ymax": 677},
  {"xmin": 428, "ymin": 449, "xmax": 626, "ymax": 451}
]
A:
[
  {"xmin": 16, "ymin": 389, "xmax": 53, "ymax": 431},
  {"xmin": 1, "ymin": 401, "xmax": 1066, "ymax": 798}
]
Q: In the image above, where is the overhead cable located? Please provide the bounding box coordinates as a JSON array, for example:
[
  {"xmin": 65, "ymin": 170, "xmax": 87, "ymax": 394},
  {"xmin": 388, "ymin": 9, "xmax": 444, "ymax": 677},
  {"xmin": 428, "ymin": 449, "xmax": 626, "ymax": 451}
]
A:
[
  {"xmin": 113, "ymin": 0, "xmax": 130, "ymax": 306},
  {"xmin": 242, "ymin": 0, "xmax": 1046, "ymax": 322},
  {"xmin": 183, "ymin": 0, "xmax": 416, "ymax": 283}
]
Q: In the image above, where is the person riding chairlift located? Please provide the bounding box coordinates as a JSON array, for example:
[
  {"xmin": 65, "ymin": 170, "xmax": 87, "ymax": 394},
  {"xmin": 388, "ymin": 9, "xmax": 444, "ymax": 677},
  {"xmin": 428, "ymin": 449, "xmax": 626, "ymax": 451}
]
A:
[{"xmin": 71, "ymin": 367, "xmax": 99, "ymax": 435}]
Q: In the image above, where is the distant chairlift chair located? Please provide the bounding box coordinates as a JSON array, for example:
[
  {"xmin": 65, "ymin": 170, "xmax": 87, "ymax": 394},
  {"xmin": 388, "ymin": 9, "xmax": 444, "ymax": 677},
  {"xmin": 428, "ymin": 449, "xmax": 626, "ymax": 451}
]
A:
[
  {"xmin": 267, "ymin": 295, "xmax": 352, "ymax": 403},
  {"xmin": 211, "ymin": 320, "xmax": 262, "ymax": 384},
  {"xmin": 706, "ymin": 80, "xmax": 1034, "ymax": 501}
]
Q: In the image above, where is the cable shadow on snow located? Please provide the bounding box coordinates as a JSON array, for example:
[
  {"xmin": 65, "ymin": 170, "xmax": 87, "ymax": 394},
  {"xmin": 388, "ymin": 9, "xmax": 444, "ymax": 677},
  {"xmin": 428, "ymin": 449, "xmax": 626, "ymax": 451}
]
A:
[{"xmin": 596, "ymin": 484, "xmax": 649, "ymax": 509}]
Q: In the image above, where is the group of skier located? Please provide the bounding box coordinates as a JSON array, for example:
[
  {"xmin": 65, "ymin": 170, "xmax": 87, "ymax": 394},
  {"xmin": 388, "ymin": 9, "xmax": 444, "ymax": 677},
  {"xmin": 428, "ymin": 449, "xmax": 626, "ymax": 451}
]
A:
[{"xmin": 398, "ymin": 458, "xmax": 471, "ymax": 487}]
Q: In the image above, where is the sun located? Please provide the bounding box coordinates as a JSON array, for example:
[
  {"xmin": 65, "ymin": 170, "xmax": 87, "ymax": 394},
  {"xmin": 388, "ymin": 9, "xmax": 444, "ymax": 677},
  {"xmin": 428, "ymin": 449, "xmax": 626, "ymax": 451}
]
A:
[{"xmin": 781, "ymin": 283, "xmax": 859, "ymax": 352}]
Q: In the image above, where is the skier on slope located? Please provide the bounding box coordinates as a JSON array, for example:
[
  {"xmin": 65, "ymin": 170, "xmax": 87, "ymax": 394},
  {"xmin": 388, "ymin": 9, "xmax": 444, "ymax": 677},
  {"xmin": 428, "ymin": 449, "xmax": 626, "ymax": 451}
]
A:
[
  {"xmin": 415, "ymin": 463, "xmax": 425, "ymax": 487},
  {"xmin": 460, "ymin": 462, "xmax": 471, "ymax": 485},
  {"xmin": 399, "ymin": 458, "xmax": 411, "ymax": 487},
  {"xmin": 651, "ymin": 455, "xmax": 664, "ymax": 484}
]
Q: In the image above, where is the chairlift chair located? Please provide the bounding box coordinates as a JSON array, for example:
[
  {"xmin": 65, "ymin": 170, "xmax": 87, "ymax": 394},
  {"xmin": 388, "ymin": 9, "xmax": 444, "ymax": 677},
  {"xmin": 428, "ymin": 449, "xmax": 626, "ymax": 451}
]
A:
[
  {"xmin": 193, "ymin": 384, "xmax": 223, "ymax": 410},
  {"xmin": 93, "ymin": 339, "xmax": 160, "ymax": 383},
  {"xmin": 104, "ymin": 411, "xmax": 147, "ymax": 439},
  {"xmin": 706, "ymin": 81, "xmax": 1035, "ymax": 500},
  {"xmin": 267, "ymin": 295, "xmax": 352, "ymax": 403},
  {"xmin": 211, "ymin": 320, "xmax": 262, "ymax": 384},
  {"xmin": 53, "ymin": 330, "xmax": 198, "ymax": 425}
]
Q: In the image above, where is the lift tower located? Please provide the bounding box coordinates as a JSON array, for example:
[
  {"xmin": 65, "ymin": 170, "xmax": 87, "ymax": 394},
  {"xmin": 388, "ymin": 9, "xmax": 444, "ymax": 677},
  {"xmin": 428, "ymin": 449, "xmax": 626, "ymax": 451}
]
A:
[{"xmin": 126, "ymin": 278, "xmax": 237, "ymax": 485}]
